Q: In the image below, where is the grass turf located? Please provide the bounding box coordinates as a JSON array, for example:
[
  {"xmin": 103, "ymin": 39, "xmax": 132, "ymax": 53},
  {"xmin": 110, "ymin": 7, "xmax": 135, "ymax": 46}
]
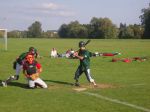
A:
[{"xmin": 0, "ymin": 38, "xmax": 150, "ymax": 112}]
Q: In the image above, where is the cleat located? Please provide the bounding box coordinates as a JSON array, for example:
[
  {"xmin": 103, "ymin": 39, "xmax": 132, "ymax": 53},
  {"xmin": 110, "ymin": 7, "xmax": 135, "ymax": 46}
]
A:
[
  {"xmin": 75, "ymin": 82, "xmax": 80, "ymax": 87},
  {"xmin": 1, "ymin": 81, "xmax": 7, "ymax": 87}
]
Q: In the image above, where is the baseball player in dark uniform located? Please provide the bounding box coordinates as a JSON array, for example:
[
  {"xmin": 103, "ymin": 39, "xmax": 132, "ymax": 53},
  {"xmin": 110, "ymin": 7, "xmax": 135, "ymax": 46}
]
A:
[{"xmin": 73, "ymin": 41, "xmax": 97, "ymax": 86}]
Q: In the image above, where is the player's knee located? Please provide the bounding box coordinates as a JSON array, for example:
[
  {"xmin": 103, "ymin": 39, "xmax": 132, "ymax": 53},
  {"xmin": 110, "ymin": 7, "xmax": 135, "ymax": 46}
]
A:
[{"xmin": 42, "ymin": 84, "xmax": 48, "ymax": 89}]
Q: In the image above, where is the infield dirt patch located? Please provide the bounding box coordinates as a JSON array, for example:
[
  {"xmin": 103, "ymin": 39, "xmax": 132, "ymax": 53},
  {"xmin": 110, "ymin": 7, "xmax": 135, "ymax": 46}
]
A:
[{"xmin": 73, "ymin": 83, "xmax": 120, "ymax": 92}]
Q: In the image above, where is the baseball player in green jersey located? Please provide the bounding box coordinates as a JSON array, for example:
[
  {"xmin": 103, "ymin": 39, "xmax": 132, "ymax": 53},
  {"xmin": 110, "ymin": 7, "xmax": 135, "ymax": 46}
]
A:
[
  {"xmin": 73, "ymin": 41, "xmax": 97, "ymax": 86},
  {"xmin": 1, "ymin": 47, "xmax": 39, "ymax": 87}
]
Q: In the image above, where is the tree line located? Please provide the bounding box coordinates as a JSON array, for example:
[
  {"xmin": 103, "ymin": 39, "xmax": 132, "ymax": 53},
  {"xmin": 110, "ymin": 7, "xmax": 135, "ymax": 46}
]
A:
[
  {"xmin": 6, "ymin": 3, "xmax": 150, "ymax": 39},
  {"xmin": 7, "ymin": 21, "xmax": 59, "ymax": 38},
  {"xmin": 58, "ymin": 18, "xmax": 144, "ymax": 39}
]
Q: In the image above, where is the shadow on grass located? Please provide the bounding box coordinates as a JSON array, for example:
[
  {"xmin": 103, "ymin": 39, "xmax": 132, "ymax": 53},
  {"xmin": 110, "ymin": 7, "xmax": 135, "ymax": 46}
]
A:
[
  {"xmin": 8, "ymin": 82, "xmax": 29, "ymax": 89},
  {"xmin": 0, "ymin": 80, "xmax": 28, "ymax": 89},
  {"xmin": 44, "ymin": 79, "xmax": 74, "ymax": 86},
  {"xmin": 0, "ymin": 79, "xmax": 74, "ymax": 88}
]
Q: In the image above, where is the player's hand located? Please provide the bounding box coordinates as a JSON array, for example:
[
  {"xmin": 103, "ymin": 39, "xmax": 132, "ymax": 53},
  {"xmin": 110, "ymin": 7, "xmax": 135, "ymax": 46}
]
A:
[{"xmin": 73, "ymin": 52, "xmax": 78, "ymax": 57}]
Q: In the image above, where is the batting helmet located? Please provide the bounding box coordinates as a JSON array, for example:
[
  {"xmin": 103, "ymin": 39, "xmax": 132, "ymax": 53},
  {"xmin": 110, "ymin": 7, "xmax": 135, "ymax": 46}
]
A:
[
  {"xmin": 79, "ymin": 41, "xmax": 85, "ymax": 48},
  {"xmin": 29, "ymin": 47, "xmax": 35, "ymax": 52}
]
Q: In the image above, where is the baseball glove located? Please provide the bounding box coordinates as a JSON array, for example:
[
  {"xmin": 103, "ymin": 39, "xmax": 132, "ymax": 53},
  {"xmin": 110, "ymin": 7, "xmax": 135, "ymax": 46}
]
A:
[{"xmin": 30, "ymin": 73, "xmax": 39, "ymax": 80}]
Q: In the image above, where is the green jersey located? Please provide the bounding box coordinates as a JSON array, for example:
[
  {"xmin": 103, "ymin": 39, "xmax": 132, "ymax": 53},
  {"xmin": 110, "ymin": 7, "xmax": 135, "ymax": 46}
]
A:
[
  {"xmin": 78, "ymin": 49, "xmax": 92, "ymax": 70},
  {"xmin": 16, "ymin": 52, "xmax": 28, "ymax": 64}
]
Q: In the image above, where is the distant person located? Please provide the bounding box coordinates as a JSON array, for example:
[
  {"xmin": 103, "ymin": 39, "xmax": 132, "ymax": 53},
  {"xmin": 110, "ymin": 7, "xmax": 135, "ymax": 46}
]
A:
[
  {"xmin": 1, "ymin": 47, "xmax": 39, "ymax": 87},
  {"xmin": 73, "ymin": 41, "xmax": 97, "ymax": 87},
  {"xmin": 70, "ymin": 48, "xmax": 75, "ymax": 58},
  {"xmin": 50, "ymin": 48, "xmax": 58, "ymax": 58},
  {"xmin": 101, "ymin": 52, "xmax": 121, "ymax": 56},
  {"xmin": 23, "ymin": 54, "xmax": 47, "ymax": 89},
  {"xmin": 66, "ymin": 49, "xmax": 71, "ymax": 58},
  {"xmin": 92, "ymin": 52, "xmax": 121, "ymax": 57},
  {"xmin": 66, "ymin": 48, "xmax": 75, "ymax": 58}
]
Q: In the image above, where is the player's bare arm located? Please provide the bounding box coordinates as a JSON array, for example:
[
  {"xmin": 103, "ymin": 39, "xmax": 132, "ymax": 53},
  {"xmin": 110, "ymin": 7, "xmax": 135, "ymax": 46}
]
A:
[{"xmin": 73, "ymin": 52, "xmax": 84, "ymax": 60}]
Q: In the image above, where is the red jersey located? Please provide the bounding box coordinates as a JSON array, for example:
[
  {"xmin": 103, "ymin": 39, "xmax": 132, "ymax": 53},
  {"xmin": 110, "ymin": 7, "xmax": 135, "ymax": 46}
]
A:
[{"xmin": 23, "ymin": 60, "xmax": 41, "ymax": 75}]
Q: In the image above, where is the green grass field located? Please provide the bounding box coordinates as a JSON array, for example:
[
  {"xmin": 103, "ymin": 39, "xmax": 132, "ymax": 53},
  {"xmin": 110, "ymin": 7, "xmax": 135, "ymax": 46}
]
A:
[{"xmin": 0, "ymin": 38, "xmax": 150, "ymax": 112}]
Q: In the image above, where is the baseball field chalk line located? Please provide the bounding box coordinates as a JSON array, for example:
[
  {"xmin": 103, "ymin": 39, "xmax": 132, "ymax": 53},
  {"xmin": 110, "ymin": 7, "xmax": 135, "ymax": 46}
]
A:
[
  {"xmin": 83, "ymin": 92, "xmax": 150, "ymax": 112},
  {"xmin": 131, "ymin": 83, "xmax": 146, "ymax": 86}
]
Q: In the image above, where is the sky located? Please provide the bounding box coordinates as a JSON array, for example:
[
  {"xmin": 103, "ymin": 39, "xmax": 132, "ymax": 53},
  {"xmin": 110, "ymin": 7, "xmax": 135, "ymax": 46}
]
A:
[{"xmin": 0, "ymin": 0, "xmax": 149, "ymax": 31}]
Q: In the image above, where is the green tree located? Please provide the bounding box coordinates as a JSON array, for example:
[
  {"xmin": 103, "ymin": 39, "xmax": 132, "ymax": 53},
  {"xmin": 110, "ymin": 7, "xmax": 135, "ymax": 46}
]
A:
[
  {"xmin": 42, "ymin": 30, "xmax": 59, "ymax": 38},
  {"xmin": 58, "ymin": 18, "xmax": 118, "ymax": 39},
  {"xmin": 77, "ymin": 26, "xmax": 88, "ymax": 38},
  {"xmin": 58, "ymin": 21, "xmax": 88, "ymax": 38},
  {"xmin": 118, "ymin": 23, "xmax": 134, "ymax": 39},
  {"xmin": 21, "ymin": 31, "xmax": 28, "ymax": 38},
  {"xmin": 118, "ymin": 23, "xmax": 126, "ymax": 38},
  {"xmin": 27, "ymin": 21, "xmax": 42, "ymax": 38},
  {"xmin": 0, "ymin": 31, "xmax": 4, "ymax": 38},
  {"xmin": 58, "ymin": 24, "xmax": 69, "ymax": 38},
  {"xmin": 8, "ymin": 30, "xmax": 22, "ymax": 38},
  {"xmin": 129, "ymin": 24, "xmax": 144, "ymax": 39},
  {"xmin": 89, "ymin": 17, "xmax": 118, "ymax": 39},
  {"xmin": 125, "ymin": 26, "xmax": 134, "ymax": 38},
  {"xmin": 68, "ymin": 21, "xmax": 88, "ymax": 38},
  {"xmin": 140, "ymin": 3, "xmax": 150, "ymax": 38},
  {"xmin": 119, "ymin": 23, "xmax": 143, "ymax": 39}
]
